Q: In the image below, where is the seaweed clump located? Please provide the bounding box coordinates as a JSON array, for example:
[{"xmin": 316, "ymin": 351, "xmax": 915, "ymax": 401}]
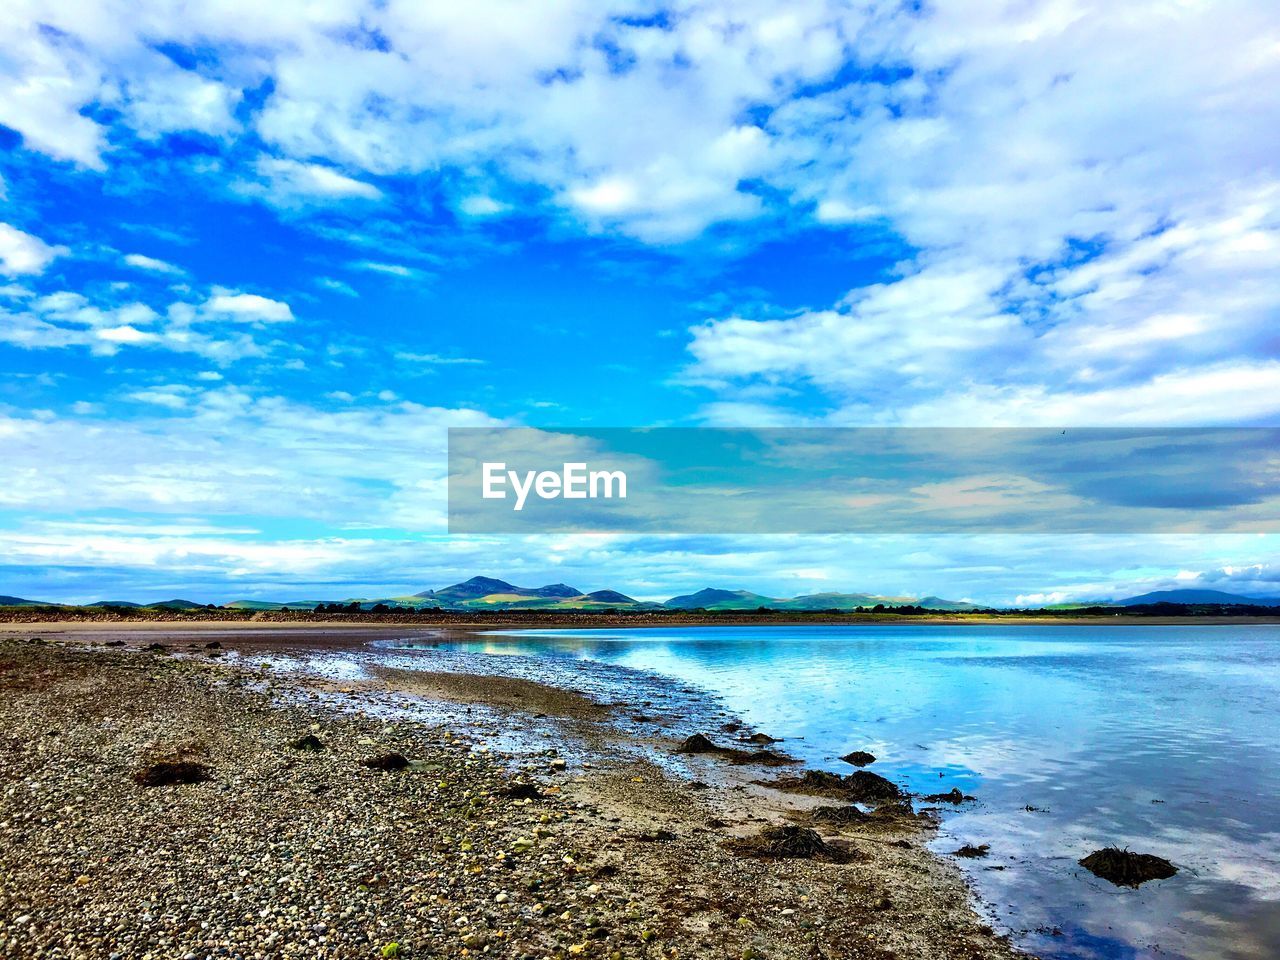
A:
[
  {"xmin": 497, "ymin": 781, "xmax": 544, "ymax": 800},
  {"xmin": 770, "ymin": 769, "xmax": 901, "ymax": 803},
  {"xmin": 923, "ymin": 787, "xmax": 974, "ymax": 804},
  {"xmin": 360, "ymin": 752, "xmax": 410, "ymax": 771},
  {"xmin": 676, "ymin": 733, "xmax": 721, "ymax": 754},
  {"xmin": 725, "ymin": 826, "xmax": 852, "ymax": 863},
  {"xmin": 809, "ymin": 804, "xmax": 869, "ymax": 825},
  {"xmin": 1079, "ymin": 848, "xmax": 1177, "ymax": 887},
  {"xmin": 134, "ymin": 760, "xmax": 212, "ymax": 787},
  {"xmin": 675, "ymin": 733, "xmax": 796, "ymax": 767}
]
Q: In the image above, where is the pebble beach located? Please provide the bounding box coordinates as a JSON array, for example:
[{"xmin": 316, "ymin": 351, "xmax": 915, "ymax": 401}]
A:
[{"xmin": 0, "ymin": 627, "xmax": 1026, "ymax": 960}]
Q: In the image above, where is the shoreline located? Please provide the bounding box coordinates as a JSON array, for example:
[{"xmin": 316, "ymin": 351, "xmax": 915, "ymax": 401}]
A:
[
  {"xmin": 0, "ymin": 626, "xmax": 1029, "ymax": 960},
  {"xmin": 3, "ymin": 612, "xmax": 1279, "ymax": 631}
]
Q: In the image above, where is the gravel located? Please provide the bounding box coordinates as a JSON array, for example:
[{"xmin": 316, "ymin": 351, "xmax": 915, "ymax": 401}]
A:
[{"xmin": 0, "ymin": 632, "xmax": 1028, "ymax": 960}]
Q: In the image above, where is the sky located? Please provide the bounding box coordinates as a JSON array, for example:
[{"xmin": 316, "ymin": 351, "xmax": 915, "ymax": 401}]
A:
[{"xmin": 2, "ymin": 0, "xmax": 1280, "ymax": 605}]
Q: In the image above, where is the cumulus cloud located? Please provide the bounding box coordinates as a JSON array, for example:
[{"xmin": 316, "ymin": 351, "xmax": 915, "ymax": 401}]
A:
[
  {"xmin": 0, "ymin": 223, "xmax": 68, "ymax": 276},
  {"xmin": 0, "ymin": 286, "xmax": 292, "ymax": 360},
  {"xmin": 2, "ymin": 1, "xmax": 1274, "ymax": 422},
  {"xmin": 681, "ymin": 2, "xmax": 1280, "ymax": 425},
  {"xmin": 201, "ymin": 290, "xmax": 294, "ymax": 323}
]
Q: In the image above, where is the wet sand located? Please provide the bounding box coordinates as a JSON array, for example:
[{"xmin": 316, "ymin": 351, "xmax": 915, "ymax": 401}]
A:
[{"xmin": 0, "ymin": 626, "xmax": 1027, "ymax": 959}]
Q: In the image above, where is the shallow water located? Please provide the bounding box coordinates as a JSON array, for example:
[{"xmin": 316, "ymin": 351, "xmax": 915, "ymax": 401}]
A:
[{"xmin": 423, "ymin": 624, "xmax": 1280, "ymax": 960}]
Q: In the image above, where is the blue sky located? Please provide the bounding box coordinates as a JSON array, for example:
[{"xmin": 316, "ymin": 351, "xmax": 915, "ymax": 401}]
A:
[{"xmin": 2, "ymin": 1, "xmax": 1280, "ymax": 604}]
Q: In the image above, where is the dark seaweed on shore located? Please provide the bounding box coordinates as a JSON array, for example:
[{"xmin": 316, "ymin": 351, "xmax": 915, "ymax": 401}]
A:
[
  {"xmin": 134, "ymin": 760, "xmax": 212, "ymax": 787},
  {"xmin": 1079, "ymin": 848, "xmax": 1177, "ymax": 887},
  {"xmin": 725, "ymin": 826, "xmax": 856, "ymax": 863}
]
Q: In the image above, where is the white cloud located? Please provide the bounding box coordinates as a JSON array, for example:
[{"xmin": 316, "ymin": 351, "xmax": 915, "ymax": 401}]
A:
[
  {"xmin": 202, "ymin": 290, "xmax": 294, "ymax": 323},
  {"xmin": 681, "ymin": 3, "xmax": 1280, "ymax": 426},
  {"xmin": 252, "ymin": 157, "xmax": 382, "ymax": 203},
  {"xmin": 458, "ymin": 195, "xmax": 511, "ymax": 218},
  {"xmin": 0, "ymin": 223, "xmax": 68, "ymax": 276},
  {"xmin": 0, "ymin": 285, "xmax": 290, "ymax": 361},
  {"xmin": 351, "ymin": 260, "xmax": 416, "ymax": 277},
  {"xmin": 123, "ymin": 252, "xmax": 184, "ymax": 275},
  {"xmin": 117, "ymin": 68, "xmax": 241, "ymax": 141},
  {"xmin": 317, "ymin": 276, "xmax": 358, "ymax": 297},
  {"xmin": 0, "ymin": 386, "xmax": 502, "ymax": 533},
  {"xmin": 394, "ymin": 351, "xmax": 484, "ymax": 365},
  {"xmin": 128, "ymin": 386, "xmax": 191, "ymax": 409}
]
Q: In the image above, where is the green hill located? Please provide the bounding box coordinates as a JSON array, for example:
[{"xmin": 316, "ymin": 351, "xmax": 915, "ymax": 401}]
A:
[
  {"xmin": 663, "ymin": 587, "xmax": 979, "ymax": 611},
  {"xmin": 0, "ymin": 595, "xmax": 43, "ymax": 606},
  {"xmin": 664, "ymin": 588, "xmax": 775, "ymax": 610},
  {"xmin": 1117, "ymin": 589, "xmax": 1280, "ymax": 606}
]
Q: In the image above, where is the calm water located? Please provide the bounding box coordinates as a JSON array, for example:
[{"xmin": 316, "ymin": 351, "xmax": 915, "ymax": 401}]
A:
[{"xmin": 430, "ymin": 624, "xmax": 1280, "ymax": 960}]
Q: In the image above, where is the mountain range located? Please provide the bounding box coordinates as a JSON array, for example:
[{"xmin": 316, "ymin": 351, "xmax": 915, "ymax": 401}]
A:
[{"xmin": 1, "ymin": 581, "xmax": 1279, "ymax": 611}]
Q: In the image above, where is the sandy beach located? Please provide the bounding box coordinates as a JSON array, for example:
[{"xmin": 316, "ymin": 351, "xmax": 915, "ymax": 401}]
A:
[{"xmin": 0, "ymin": 625, "xmax": 1026, "ymax": 960}]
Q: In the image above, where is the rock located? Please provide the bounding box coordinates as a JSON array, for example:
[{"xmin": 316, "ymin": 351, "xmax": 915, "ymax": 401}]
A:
[
  {"xmin": 204, "ymin": 641, "xmax": 222, "ymax": 649},
  {"xmin": 133, "ymin": 760, "xmax": 212, "ymax": 787},
  {"xmin": 360, "ymin": 752, "xmax": 410, "ymax": 771},
  {"xmin": 953, "ymin": 844, "xmax": 990, "ymax": 858},
  {"xmin": 549, "ymin": 758, "xmax": 567, "ymax": 771},
  {"xmin": 742, "ymin": 732, "xmax": 778, "ymax": 745},
  {"xmin": 676, "ymin": 733, "xmax": 722, "ymax": 754},
  {"xmin": 288, "ymin": 734, "xmax": 325, "ymax": 752},
  {"xmin": 1079, "ymin": 847, "xmax": 1178, "ymax": 887},
  {"xmin": 840, "ymin": 750, "xmax": 876, "ymax": 767}
]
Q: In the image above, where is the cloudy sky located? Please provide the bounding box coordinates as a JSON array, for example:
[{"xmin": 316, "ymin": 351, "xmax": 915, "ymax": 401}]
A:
[{"xmin": 2, "ymin": 0, "xmax": 1279, "ymax": 604}]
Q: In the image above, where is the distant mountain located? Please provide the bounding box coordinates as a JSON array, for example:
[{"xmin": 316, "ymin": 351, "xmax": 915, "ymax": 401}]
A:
[
  {"xmin": 664, "ymin": 588, "xmax": 775, "ymax": 610},
  {"xmin": 916, "ymin": 595, "xmax": 984, "ymax": 611},
  {"xmin": 367, "ymin": 576, "xmax": 642, "ymax": 611},
  {"xmin": 1116, "ymin": 589, "xmax": 1280, "ymax": 607},
  {"xmin": 584, "ymin": 589, "xmax": 637, "ymax": 604},
  {"xmin": 663, "ymin": 587, "xmax": 979, "ymax": 611},
  {"xmin": 38, "ymin": 577, "xmax": 1280, "ymax": 615},
  {"xmin": 417, "ymin": 576, "xmax": 584, "ymax": 604},
  {"xmin": 535, "ymin": 583, "xmax": 582, "ymax": 598}
]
